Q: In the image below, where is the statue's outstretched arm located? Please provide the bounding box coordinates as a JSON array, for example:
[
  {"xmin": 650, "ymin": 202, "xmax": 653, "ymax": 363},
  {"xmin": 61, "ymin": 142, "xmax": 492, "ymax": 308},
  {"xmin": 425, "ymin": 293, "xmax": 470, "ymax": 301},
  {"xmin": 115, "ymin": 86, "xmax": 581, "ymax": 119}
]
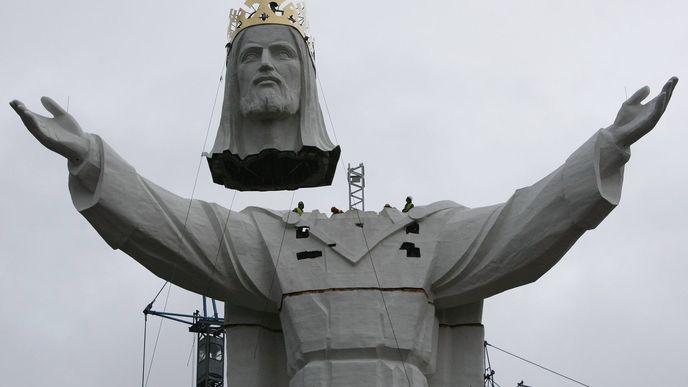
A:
[
  {"xmin": 10, "ymin": 98, "xmax": 269, "ymax": 306},
  {"xmin": 432, "ymin": 78, "xmax": 678, "ymax": 308}
]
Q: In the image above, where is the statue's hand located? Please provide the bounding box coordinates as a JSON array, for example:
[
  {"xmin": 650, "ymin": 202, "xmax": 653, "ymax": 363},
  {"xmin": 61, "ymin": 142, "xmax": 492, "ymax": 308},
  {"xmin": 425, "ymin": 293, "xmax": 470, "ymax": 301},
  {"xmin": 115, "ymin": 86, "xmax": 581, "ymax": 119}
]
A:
[
  {"xmin": 10, "ymin": 97, "xmax": 89, "ymax": 163},
  {"xmin": 605, "ymin": 77, "xmax": 678, "ymax": 148}
]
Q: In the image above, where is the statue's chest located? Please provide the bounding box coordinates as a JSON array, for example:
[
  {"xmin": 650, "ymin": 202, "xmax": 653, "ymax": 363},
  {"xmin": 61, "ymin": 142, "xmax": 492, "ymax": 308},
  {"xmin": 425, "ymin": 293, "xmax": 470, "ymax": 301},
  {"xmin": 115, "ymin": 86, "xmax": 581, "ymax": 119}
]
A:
[{"xmin": 252, "ymin": 212, "xmax": 439, "ymax": 295}]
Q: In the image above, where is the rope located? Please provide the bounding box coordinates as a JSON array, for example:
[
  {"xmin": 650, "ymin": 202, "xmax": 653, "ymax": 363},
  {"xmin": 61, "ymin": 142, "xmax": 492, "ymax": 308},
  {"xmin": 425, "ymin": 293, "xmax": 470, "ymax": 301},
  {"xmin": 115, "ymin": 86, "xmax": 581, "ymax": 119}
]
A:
[
  {"xmin": 150, "ymin": 281, "xmax": 169, "ymax": 305},
  {"xmin": 352, "ymin": 209, "xmax": 415, "ymax": 387},
  {"xmin": 316, "ymin": 75, "xmax": 348, "ymax": 174},
  {"xmin": 142, "ymin": 57, "xmax": 226, "ymax": 386},
  {"xmin": 485, "ymin": 342, "xmax": 591, "ymax": 387},
  {"xmin": 145, "ymin": 284, "xmax": 173, "ymax": 386},
  {"xmin": 147, "ymin": 56, "xmax": 226, "ymax": 300},
  {"xmin": 141, "ymin": 313, "xmax": 148, "ymax": 387},
  {"xmin": 318, "ymin": 72, "xmax": 588, "ymax": 387},
  {"xmin": 195, "ymin": 189, "xmax": 238, "ymax": 310},
  {"xmin": 187, "ymin": 334, "xmax": 197, "ymax": 366},
  {"xmin": 187, "ymin": 335, "xmax": 197, "ymax": 387},
  {"xmin": 317, "ymin": 72, "xmax": 413, "ymax": 386},
  {"xmin": 484, "ymin": 341, "xmax": 496, "ymax": 387},
  {"xmin": 252, "ymin": 190, "xmax": 297, "ymax": 359}
]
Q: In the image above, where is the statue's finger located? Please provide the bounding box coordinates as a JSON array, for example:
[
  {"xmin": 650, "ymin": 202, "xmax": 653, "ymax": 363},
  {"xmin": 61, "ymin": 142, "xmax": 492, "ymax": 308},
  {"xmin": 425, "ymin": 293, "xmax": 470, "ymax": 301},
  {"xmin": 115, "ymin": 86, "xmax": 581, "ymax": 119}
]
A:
[
  {"xmin": 10, "ymin": 100, "xmax": 50, "ymax": 141},
  {"xmin": 626, "ymin": 86, "xmax": 650, "ymax": 105},
  {"xmin": 10, "ymin": 100, "xmax": 46, "ymax": 123},
  {"xmin": 650, "ymin": 91, "xmax": 667, "ymax": 122},
  {"xmin": 41, "ymin": 96, "xmax": 67, "ymax": 117},
  {"xmin": 9, "ymin": 99, "xmax": 27, "ymax": 115},
  {"xmin": 10, "ymin": 100, "xmax": 36, "ymax": 124},
  {"xmin": 661, "ymin": 76, "xmax": 678, "ymax": 103}
]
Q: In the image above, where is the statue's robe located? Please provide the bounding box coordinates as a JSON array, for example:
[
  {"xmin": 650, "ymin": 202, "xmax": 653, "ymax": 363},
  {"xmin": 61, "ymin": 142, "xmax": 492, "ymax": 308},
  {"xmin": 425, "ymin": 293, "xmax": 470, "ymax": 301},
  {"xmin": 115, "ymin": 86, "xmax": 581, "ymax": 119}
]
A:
[{"xmin": 68, "ymin": 130, "xmax": 629, "ymax": 387}]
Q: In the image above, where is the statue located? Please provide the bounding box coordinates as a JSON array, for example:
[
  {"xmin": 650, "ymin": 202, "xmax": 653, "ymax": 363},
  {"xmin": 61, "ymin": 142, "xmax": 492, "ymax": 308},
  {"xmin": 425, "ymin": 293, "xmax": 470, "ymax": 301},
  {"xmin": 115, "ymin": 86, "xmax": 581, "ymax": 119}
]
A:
[{"xmin": 9, "ymin": 1, "xmax": 679, "ymax": 386}]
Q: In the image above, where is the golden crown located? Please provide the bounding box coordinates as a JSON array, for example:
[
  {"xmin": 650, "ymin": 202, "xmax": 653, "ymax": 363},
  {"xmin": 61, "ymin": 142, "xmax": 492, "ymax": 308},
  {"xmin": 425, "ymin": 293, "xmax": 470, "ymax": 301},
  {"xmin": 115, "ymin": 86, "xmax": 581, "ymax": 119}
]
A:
[{"xmin": 228, "ymin": 0, "xmax": 315, "ymax": 58}]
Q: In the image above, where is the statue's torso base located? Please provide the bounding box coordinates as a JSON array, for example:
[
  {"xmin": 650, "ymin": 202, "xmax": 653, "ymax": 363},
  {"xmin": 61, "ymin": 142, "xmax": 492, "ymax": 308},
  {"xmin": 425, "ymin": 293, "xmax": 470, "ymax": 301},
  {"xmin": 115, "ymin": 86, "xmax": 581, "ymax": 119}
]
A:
[{"xmin": 207, "ymin": 146, "xmax": 341, "ymax": 191}]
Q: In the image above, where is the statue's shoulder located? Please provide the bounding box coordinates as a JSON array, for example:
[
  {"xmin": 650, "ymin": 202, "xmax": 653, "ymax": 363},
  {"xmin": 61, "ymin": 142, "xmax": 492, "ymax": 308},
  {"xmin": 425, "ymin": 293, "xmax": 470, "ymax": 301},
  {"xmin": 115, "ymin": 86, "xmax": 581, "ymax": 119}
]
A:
[
  {"xmin": 241, "ymin": 206, "xmax": 286, "ymax": 218},
  {"xmin": 239, "ymin": 202, "xmax": 466, "ymax": 225},
  {"xmin": 407, "ymin": 200, "xmax": 467, "ymax": 220},
  {"xmin": 240, "ymin": 206, "xmax": 327, "ymax": 225}
]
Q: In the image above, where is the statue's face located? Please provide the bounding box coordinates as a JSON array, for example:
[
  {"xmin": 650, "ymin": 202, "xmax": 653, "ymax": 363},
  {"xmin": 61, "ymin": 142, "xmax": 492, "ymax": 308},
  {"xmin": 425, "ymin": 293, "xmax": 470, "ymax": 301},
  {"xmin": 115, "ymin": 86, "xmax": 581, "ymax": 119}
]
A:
[{"xmin": 237, "ymin": 25, "xmax": 302, "ymax": 120}]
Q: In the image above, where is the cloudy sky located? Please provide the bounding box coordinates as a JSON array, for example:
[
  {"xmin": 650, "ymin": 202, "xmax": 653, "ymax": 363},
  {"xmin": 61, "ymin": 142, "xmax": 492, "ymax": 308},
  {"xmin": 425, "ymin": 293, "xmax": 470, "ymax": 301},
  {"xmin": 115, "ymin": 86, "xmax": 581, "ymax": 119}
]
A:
[{"xmin": 1, "ymin": 0, "xmax": 687, "ymax": 386}]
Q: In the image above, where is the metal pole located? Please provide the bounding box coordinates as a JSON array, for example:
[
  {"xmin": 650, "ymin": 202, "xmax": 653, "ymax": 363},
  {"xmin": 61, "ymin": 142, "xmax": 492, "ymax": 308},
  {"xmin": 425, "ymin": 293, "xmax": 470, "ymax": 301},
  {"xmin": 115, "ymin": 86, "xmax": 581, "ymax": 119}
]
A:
[
  {"xmin": 348, "ymin": 163, "xmax": 353, "ymax": 210},
  {"xmin": 141, "ymin": 314, "xmax": 147, "ymax": 387}
]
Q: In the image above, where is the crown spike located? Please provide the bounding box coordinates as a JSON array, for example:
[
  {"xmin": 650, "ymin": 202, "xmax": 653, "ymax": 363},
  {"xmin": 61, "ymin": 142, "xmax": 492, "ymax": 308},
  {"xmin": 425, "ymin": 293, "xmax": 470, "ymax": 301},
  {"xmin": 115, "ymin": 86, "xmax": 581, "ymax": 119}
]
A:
[{"xmin": 228, "ymin": 0, "xmax": 314, "ymax": 59}]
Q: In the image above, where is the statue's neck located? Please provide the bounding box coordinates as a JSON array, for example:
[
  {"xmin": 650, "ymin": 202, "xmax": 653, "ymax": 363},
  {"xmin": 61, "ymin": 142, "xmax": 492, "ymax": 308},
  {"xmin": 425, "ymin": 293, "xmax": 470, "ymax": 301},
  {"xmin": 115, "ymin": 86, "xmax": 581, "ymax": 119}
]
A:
[{"xmin": 239, "ymin": 114, "xmax": 300, "ymax": 156}]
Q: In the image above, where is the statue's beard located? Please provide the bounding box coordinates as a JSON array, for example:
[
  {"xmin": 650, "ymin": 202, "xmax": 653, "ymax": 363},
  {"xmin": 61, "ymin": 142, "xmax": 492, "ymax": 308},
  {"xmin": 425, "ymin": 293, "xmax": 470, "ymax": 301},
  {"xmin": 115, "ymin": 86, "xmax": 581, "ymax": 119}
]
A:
[{"xmin": 240, "ymin": 86, "xmax": 300, "ymax": 121}]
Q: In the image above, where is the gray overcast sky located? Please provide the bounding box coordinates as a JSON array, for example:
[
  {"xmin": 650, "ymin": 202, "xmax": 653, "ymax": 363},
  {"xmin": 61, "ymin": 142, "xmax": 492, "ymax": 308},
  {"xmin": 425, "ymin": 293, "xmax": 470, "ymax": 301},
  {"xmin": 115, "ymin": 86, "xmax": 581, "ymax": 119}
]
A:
[{"xmin": 1, "ymin": 1, "xmax": 687, "ymax": 386}]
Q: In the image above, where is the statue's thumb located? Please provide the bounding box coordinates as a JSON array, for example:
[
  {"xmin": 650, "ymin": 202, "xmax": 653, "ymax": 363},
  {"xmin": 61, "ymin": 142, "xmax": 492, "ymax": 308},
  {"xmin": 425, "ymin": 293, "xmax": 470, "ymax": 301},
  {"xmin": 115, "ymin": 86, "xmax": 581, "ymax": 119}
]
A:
[
  {"xmin": 9, "ymin": 100, "xmax": 37, "ymax": 130},
  {"xmin": 9, "ymin": 100, "xmax": 25, "ymax": 115}
]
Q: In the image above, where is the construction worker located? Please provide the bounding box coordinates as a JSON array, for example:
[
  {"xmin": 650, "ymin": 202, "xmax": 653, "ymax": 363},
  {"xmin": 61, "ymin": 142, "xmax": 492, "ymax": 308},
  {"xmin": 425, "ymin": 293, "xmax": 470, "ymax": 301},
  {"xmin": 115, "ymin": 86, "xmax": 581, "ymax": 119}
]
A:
[
  {"xmin": 293, "ymin": 201, "xmax": 304, "ymax": 215},
  {"xmin": 402, "ymin": 196, "xmax": 414, "ymax": 213},
  {"xmin": 331, "ymin": 206, "xmax": 343, "ymax": 215}
]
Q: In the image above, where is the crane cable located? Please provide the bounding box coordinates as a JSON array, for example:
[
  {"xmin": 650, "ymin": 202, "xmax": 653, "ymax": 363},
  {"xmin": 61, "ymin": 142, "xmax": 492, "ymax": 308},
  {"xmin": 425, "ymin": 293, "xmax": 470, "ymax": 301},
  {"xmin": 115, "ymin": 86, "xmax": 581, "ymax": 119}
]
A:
[
  {"xmin": 484, "ymin": 340, "xmax": 497, "ymax": 387},
  {"xmin": 316, "ymin": 76, "xmax": 348, "ymax": 174},
  {"xmin": 136, "ymin": 50, "xmax": 596, "ymax": 387},
  {"xmin": 142, "ymin": 49, "xmax": 408, "ymax": 387},
  {"xmin": 243, "ymin": 69, "xmax": 414, "ymax": 385},
  {"xmin": 319, "ymin": 70, "xmax": 589, "ymax": 387},
  {"xmin": 141, "ymin": 313, "xmax": 148, "ymax": 387},
  {"xmin": 251, "ymin": 190, "xmax": 297, "ymax": 359},
  {"xmin": 141, "ymin": 55, "xmax": 227, "ymax": 387},
  {"xmin": 485, "ymin": 341, "xmax": 591, "ymax": 387},
  {"xmin": 317, "ymin": 73, "xmax": 415, "ymax": 387},
  {"xmin": 187, "ymin": 334, "xmax": 197, "ymax": 387}
]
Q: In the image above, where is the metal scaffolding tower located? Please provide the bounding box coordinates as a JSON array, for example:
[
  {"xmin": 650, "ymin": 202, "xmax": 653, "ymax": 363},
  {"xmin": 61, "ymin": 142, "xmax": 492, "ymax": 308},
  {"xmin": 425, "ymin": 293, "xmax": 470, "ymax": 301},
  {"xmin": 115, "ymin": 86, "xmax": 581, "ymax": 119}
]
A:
[
  {"xmin": 143, "ymin": 296, "xmax": 225, "ymax": 387},
  {"xmin": 348, "ymin": 163, "xmax": 365, "ymax": 211}
]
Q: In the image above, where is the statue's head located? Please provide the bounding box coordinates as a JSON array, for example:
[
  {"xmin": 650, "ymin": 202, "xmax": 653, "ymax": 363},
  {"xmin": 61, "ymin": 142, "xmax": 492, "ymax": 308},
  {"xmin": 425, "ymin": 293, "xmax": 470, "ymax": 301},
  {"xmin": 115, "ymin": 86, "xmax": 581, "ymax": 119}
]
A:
[{"xmin": 207, "ymin": 1, "xmax": 340, "ymax": 191}]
